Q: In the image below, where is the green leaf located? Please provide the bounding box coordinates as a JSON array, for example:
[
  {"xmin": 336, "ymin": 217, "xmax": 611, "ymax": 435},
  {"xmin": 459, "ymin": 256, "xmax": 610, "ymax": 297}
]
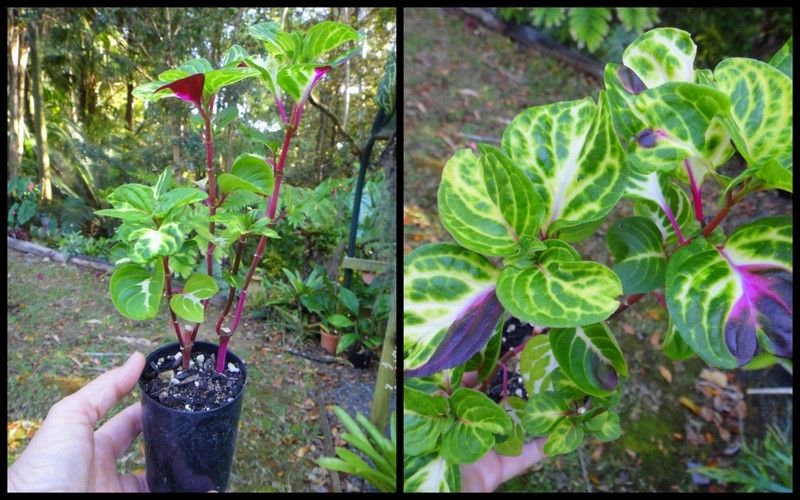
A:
[
  {"xmin": 662, "ymin": 319, "xmax": 695, "ymax": 361},
  {"xmin": 152, "ymin": 167, "xmax": 172, "ymax": 200},
  {"xmin": 606, "ymin": 216, "xmax": 666, "ymax": 294},
  {"xmin": 623, "ymin": 27, "xmax": 696, "ymax": 88},
  {"xmin": 616, "ymin": 8, "xmax": 658, "ymax": 33},
  {"xmin": 336, "ymin": 332, "xmax": 360, "ymax": 354},
  {"xmin": 240, "ymin": 121, "xmax": 281, "ymax": 155},
  {"xmin": 441, "ymin": 388, "xmax": 512, "ymax": 464},
  {"xmin": 302, "ymin": 20, "xmax": 360, "ymax": 63},
  {"xmin": 404, "ymin": 243, "xmax": 500, "ymax": 372},
  {"xmin": 543, "ymin": 418, "xmax": 584, "ymax": 456},
  {"xmin": 327, "ymin": 314, "xmax": 353, "ymax": 329},
  {"xmin": 106, "ymin": 183, "xmax": 156, "ymax": 215},
  {"xmin": 584, "ymin": 411, "xmax": 621, "ymax": 442},
  {"xmin": 277, "ymin": 63, "xmax": 318, "ymax": 103},
  {"xmin": 247, "ymin": 22, "xmax": 293, "ymax": 56},
  {"xmin": 403, "ymin": 453, "xmax": 460, "ymax": 492},
  {"xmin": 714, "ymin": 58, "xmax": 792, "ymax": 172},
  {"xmin": 522, "ymin": 391, "xmax": 569, "ymax": 436},
  {"xmin": 94, "ymin": 207, "xmax": 152, "ymax": 223},
  {"xmin": 178, "ymin": 57, "xmax": 213, "ymax": 75},
  {"xmin": 339, "ymin": 287, "xmax": 359, "ymax": 314},
  {"xmin": 217, "ymin": 154, "xmax": 275, "ymax": 195},
  {"xmin": 519, "ymin": 334, "xmax": 559, "ymax": 396},
  {"xmin": 243, "ymin": 55, "xmax": 282, "ymax": 101},
  {"xmin": 568, "ymin": 8, "xmax": 612, "ymax": 53},
  {"xmin": 109, "ymin": 263, "xmax": 165, "ymax": 320},
  {"xmin": 494, "ymin": 399, "xmax": 525, "ymax": 456},
  {"xmin": 626, "ymin": 83, "xmax": 731, "ymax": 174},
  {"xmin": 665, "ymin": 218, "xmax": 792, "ymax": 368},
  {"xmin": 438, "ymin": 145, "xmax": 544, "ymax": 257},
  {"xmin": 375, "ymin": 50, "xmax": 395, "ymax": 115},
  {"xmin": 404, "ymin": 386, "xmax": 450, "ymax": 457},
  {"xmin": 496, "ymin": 248, "xmax": 622, "ymax": 328},
  {"xmin": 169, "ymin": 273, "xmax": 219, "ymax": 323},
  {"xmin": 549, "ymin": 323, "xmax": 628, "ymax": 396},
  {"xmin": 531, "ymin": 8, "xmax": 565, "ymax": 28},
  {"xmin": 221, "ymin": 44, "xmax": 249, "ymax": 68},
  {"xmin": 203, "ymin": 67, "xmax": 259, "ymax": 97},
  {"xmin": 768, "ymin": 36, "xmax": 792, "ymax": 79},
  {"xmin": 213, "ymin": 106, "xmax": 239, "ymax": 131},
  {"xmin": 128, "ymin": 223, "xmax": 185, "ymax": 261},
  {"xmin": 156, "ymin": 187, "xmax": 208, "ymax": 219},
  {"xmin": 248, "ymin": 218, "xmax": 280, "ymax": 238},
  {"xmin": 502, "ymin": 92, "xmax": 626, "ymax": 237}
]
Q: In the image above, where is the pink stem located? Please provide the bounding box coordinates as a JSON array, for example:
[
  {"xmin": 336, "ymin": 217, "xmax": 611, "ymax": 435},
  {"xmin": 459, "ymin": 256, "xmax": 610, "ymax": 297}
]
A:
[
  {"xmin": 661, "ymin": 202, "xmax": 686, "ymax": 245},
  {"xmin": 215, "ymin": 335, "xmax": 230, "ymax": 373},
  {"xmin": 685, "ymin": 159, "xmax": 705, "ymax": 224}
]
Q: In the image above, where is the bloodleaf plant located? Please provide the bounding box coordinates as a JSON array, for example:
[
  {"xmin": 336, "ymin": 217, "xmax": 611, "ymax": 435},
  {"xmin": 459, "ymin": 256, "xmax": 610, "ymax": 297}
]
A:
[
  {"xmin": 403, "ymin": 28, "xmax": 792, "ymax": 492},
  {"xmin": 96, "ymin": 20, "xmax": 362, "ymax": 373}
]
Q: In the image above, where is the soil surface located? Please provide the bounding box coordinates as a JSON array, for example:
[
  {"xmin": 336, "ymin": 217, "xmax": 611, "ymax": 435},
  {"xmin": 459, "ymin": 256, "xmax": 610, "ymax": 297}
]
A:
[{"xmin": 141, "ymin": 349, "xmax": 245, "ymax": 412}]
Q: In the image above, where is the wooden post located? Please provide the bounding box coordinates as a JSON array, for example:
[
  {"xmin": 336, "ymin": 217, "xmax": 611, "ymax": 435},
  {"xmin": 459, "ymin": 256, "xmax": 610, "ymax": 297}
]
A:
[{"xmin": 369, "ymin": 281, "xmax": 396, "ymax": 432}]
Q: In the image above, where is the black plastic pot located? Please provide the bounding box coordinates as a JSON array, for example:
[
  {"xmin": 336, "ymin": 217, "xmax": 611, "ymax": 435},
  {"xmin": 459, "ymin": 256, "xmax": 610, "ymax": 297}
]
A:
[
  {"xmin": 346, "ymin": 344, "xmax": 372, "ymax": 369},
  {"xmin": 138, "ymin": 341, "xmax": 247, "ymax": 492}
]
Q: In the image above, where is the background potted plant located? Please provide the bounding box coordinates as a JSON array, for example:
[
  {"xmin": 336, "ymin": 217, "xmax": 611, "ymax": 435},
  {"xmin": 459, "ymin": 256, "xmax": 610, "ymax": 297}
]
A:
[
  {"xmin": 316, "ymin": 284, "xmax": 359, "ymax": 355},
  {"xmin": 95, "ymin": 18, "xmax": 362, "ymax": 492}
]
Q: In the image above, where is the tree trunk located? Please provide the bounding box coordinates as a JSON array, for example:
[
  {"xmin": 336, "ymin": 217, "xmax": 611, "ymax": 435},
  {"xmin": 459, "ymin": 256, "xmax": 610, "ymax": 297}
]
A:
[
  {"xmin": 8, "ymin": 11, "xmax": 30, "ymax": 180},
  {"xmin": 29, "ymin": 18, "xmax": 52, "ymax": 201},
  {"xmin": 125, "ymin": 81, "xmax": 134, "ymax": 130},
  {"xmin": 342, "ymin": 7, "xmax": 351, "ymax": 131}
]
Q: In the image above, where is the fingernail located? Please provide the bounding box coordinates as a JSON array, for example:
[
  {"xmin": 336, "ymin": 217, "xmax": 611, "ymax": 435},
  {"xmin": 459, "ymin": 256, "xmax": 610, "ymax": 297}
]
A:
[{"xmin": 126, "ymin": 351, "xmax": 141, "ymax": 365}]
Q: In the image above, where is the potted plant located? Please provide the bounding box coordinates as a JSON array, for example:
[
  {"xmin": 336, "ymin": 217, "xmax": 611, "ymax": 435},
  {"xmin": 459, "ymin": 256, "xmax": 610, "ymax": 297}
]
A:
[
  {"xmin": 95, "ymin": 18, "xmax": 362, "ymax": 492},
  {"xmin": 313, "ymin": 283, "xmax": 359, "ymax": 355}
]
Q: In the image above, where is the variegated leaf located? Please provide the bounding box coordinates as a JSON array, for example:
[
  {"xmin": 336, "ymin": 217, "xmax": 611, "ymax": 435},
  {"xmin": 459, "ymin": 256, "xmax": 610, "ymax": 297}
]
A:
[
  {"xmin": 549, "ymin": 323, "xmax": 628, "ymax": 397},
  {"xmin": 502, "ymin": 92, "xmax": 626, "ymax": 236},
  {"xmin": 403, "ymin": 453, "xmax": 460, "ymax": 492},
  {"xmin": 584, "ymin": 411, "xmax": 621, "ymax": 442},
  {"xmin": 277, "ymin": 63, "xmax": 325, "ymax": 103},
  {"xmin": 714, "ymin": 58, "xmax": 792, "ymax": 186},
  {"xmin": 606, "ymin": 216, "xmax": 666, "ymax": 294},
  {"xmin": 604, "ymin": 63, "xmax": 648, "ymax": 144},
  {"xmin": 768, "ymin": 36, "xmax": 792, "ymax": 79},
  {"xmin": 441, "ymin": 388, "xmax": 512, "ymax": 464},
  {"xmin": 521, "ymin": 391, "xmax": 570, "ymax": 436},
  {"xmin": 438, "ymin": 146, "xmax": 544, "ymax": 257},
  {"xmin": 404, "ymin": 244, "xmax": 500, "ymax": 372},
  {"xmin": 302, "ymin": 20, "xmax": 360, "ymax": 63},
  {"xmin": 631, "ymin": 174, "xmax": 695, "ymax": 245},
  {"xmin": 662, "ymin": 319, "xmax": 695, "ymax": 360},
  {"xmin": 622, "ymin": 27, "xmax": 696, "ymax": 88},
  {"xmin": 109, "ymin": 263, "xmax": 165, "ymax": 320},
  {"xmin": 217, "ymin": 153, "xmax": 275, "ymax": 196},
  {"xmin": 221, "ymin": 44, "xmax": 249, "ymax": 68},
  {"xmin": 519, "ymin": 334, "xmax": 559, "ymax": 396},
  {"xmin": 106, "ymin": 183, "xmax": 156, "ymax": 215},
  {"xmin": 666, "ymin": 217, "xmax": 792, "ymax": 368},
  {"xmin": 496, "ymin": 245, "xmax": 622, "ymax": 328},
  {"xmin": 626, "ymin": 83, "xmax": 730, "ymax": 174},
  {"xmin": 404, "ymin": 386, "xmax": 451, "ymax": 457},
  {"xmin": 494, "ymin": 397, "xmax": 525, "ymax": 456},
  {"xmin": 169, "ymin": 273, "xmax": 219, "ymax": 323},
  {"xmin": 544, "ymin": 418, "xmax": 584, "ymax": 456},
  {"xmin": 128, "ymin": 223, "xmax": 185, "ymax": 261}
]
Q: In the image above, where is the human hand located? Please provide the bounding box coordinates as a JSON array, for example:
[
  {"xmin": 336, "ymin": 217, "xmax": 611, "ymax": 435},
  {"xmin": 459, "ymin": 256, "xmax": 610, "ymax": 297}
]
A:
[
  {"xmin": 460, "ymin": 437, "xmax": 548, "ymax": 492},
  {"xmin": 457, "ymin": 371, "xmax": 548, "ymax": 492},
  {"xmin": 7, "ymin": 352, "xmax": 148, "ymax": 492}
]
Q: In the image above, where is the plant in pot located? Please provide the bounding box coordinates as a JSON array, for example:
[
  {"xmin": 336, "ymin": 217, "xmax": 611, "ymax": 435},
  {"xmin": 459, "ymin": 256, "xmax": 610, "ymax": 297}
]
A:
[
  {"xmin": 94, "ymin": 18, "xmax": 362, "ymax": 492},
  {"xmin": 316, "ymin": 284, "xmax": 359, "ymax": 355}
]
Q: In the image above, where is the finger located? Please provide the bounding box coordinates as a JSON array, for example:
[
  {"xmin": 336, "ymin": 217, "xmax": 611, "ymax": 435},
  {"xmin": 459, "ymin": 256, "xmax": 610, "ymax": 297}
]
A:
[
  {"xmin": 496, "ymin": 437, "xmax": 547, "ymax": 485},
  {"xmin": 95, "ymin": 402, "xmax": 143, "ymax": 459},
  {"xmin": 119, "ymin": 471, "xmax": 149, "ymax": 492},
  {"xmin": 52, "ymin": 352, "xmax": 146, "ymax": 426}
]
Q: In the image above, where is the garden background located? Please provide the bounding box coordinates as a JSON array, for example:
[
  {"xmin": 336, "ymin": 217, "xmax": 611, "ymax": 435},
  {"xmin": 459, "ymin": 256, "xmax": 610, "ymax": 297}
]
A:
[
  {"xmin": 7, "ymin": 7, "xmax": 396, "ymax": 492},
  {"xmin": 403, "ymin": 7, "xmax": 792, "ymax": 492}
]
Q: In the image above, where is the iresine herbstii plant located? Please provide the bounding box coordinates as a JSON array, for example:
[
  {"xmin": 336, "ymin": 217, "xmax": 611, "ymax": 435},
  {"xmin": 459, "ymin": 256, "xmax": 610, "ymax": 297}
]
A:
[
  {"xmin": 95, "ymin": 20, "xmax": 362, "ymax": 373},
  {"xmin": 403, "ymin": 28, "xmax": 792, "ymax": 492}
]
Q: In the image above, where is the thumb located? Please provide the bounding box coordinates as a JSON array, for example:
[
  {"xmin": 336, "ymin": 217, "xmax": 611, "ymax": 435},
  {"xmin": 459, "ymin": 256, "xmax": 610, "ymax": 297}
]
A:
[{"xmin": 52, "ymin": 351, "xmax": 146, "ymax": 426}]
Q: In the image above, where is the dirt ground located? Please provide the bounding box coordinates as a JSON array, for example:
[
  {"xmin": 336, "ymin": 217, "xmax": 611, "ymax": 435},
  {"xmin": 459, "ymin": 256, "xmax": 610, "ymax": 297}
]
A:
[
  {"xmin": 6, "ymin": 248, "xmax": 389, "ymax": 492},
  {"xmin": 403, "ymin": 8, "xmax": 792, "ymax": 492}
]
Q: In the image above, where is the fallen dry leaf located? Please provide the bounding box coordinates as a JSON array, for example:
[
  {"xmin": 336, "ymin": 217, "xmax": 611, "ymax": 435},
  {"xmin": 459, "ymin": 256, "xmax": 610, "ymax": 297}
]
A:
[
  {"xmin": 658, "ymin": 365, "xmax": 672, "ymax": 383},
  {"xmin": 590, "ymin": 444, "xmax": 604, "ymax": 461},
  {"xmin": 644, "ymin": 307, "xmax": 664, "ymax": 321},
  {"xmin": 271, "ymin": 377, "xmax": 283, "ymax": 389},
  {"xmin": 672, "ymin": 432, "xmax": 683, "ymax": 440},
  {"xmin": 649, "ymin": 331, "xmax": 662, "ymax": 349},
  {"xmin": 699, "ymin": 406, "xmax": 715, "ymax": 422},
  {"xmin": 699, "ymin": 368, "xmax": 728, "ymax": 387},
  {"xmin": 679, "ymin": 396, "xmax": 701, "ymax": 415},
  {"xmin": 622, "ymin": 323, "xmax": 635, "ymax": 336}
]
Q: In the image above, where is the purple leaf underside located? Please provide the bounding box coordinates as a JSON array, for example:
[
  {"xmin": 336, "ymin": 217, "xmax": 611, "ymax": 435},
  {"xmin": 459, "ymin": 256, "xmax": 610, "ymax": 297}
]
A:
[
  {"xmin": 725, "ymin": 267, "xmax": 792, "ymax": 365},
  {"xmin": 618, "ymin": 65, "xmax": 647, "ymax": 94},
  {"xmin": 156, "ymin": 73, "xmax": 205, "ymax": 109},
  {"xmin": 592, "ymin": 356, "xmax": 619, "ymax": 391},
  {"xmin": 405, "ymin": 290, "xmax": 504, "ymax": 378}
]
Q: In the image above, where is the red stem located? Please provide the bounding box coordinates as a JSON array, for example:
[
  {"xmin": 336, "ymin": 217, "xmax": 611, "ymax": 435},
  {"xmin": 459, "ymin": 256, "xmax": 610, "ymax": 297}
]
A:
[
  {"xmin": 685, "ymin": 159, "xmax": 705, "ymax": 224},
  {"xmin": 215, "ymin": 335, "xmax": 230, "ymax": 372},
  {"xmin": 162, "ymin": 257, "xmax": 185, "ymax": 345},
  {"xmin": 215, "ymin": 239, "xmax": 246, "ymax": 335},
  {"xmin": 702, "ymin": 185, "xmax": 744, "ymax": 237}
]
